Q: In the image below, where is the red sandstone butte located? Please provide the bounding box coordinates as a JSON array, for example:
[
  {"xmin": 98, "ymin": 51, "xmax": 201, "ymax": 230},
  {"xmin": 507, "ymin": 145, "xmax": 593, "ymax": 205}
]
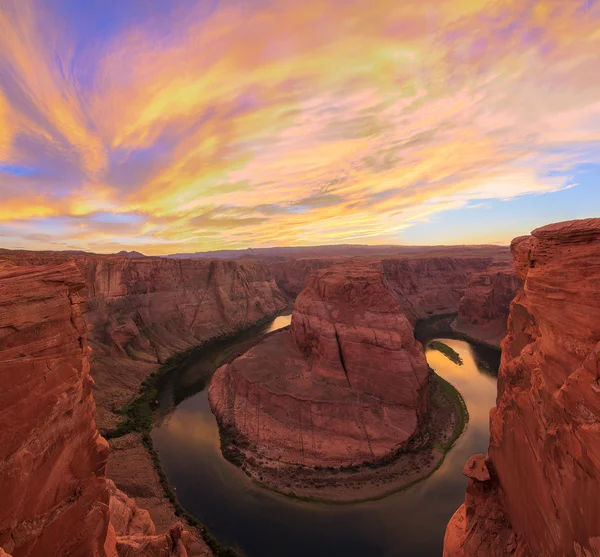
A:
[
  {"xmin": 451, "ymin": 262, "xmax": 522, "ymax": 347},
  {"xmin": 0, "ymin": 261, "xmax": 193, "ymax": 557},
  {"xmin": 443, "ymin": 218, "xmax": 600, "ymax": 557},
  {"xmin": 209, "ymin": 263, "xmax": 430, "ymax": 467}
]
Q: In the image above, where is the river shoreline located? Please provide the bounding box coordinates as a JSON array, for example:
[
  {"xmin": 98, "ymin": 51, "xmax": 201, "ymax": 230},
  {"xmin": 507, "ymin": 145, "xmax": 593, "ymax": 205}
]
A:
[
  {"xmin": 106, "ymin": 311, "xmax": 293, "ymax": 557},
  {"xmin": 110, "ymin": 311, "xmax": 498, "ymax": 556},
  {"xmin": 215, "ymin": 370, "xmax": 468, "ymax": 504}
]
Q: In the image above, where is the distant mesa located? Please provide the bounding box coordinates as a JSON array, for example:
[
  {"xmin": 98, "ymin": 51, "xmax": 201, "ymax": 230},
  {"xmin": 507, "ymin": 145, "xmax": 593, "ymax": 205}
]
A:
[{"xmin": 115, "ymin": 250, "xmax": 146, "ymax": 258}]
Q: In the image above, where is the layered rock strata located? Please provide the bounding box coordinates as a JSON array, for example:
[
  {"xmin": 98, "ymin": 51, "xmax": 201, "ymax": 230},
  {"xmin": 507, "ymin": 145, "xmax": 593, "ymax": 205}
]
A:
[
  {"xmin": 209, "ymin": 263, "xmax": 430, "ymax": 467},
  {"xmin": 452, "ymin": 263, "xmax": 522, "ymax": 347},
  {"xmin": 0, "ymin": 252, "xmax": 287, "ymax": 430},
  {"xmin": 443, "ymin": 218, "xmax": 600, "ymax": 557},
  {"xmin": 380, "ymin": 256, "xmax": 498, "ymax": 323},
  {"xmin": 0, "ymin": 262, "xmax": 111, "ymax": 556},
  {"xmin": 0, "ymin": 261, "xmax": 194, "ymax": 557}
]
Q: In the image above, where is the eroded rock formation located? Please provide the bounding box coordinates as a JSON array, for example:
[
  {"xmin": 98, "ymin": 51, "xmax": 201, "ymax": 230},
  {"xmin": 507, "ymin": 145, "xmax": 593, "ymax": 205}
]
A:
[
  {"xmin": 0, "ymin": 252, "xmax": 287, "ymax": 430},
  {"xmin": 380, "ymin": 256, "xmax": 498, "ymax": 323},
  {"xmin": 452, "ymin": 263, "xmax": 522, "ymax": 347},
  {"xmin": 0, "ymin": 262, "xmax": 111, "ymax": 556},
  {"xmin": 209, "ymin": 263, "xmax": 430, "ymax": 467},
  {"xmin": 444, "ymin": 218, "xmax": 600, "ymax": 557},
  {"xmin": 0, "ymin": 261, "xmax": 194, "ymax": 557}
]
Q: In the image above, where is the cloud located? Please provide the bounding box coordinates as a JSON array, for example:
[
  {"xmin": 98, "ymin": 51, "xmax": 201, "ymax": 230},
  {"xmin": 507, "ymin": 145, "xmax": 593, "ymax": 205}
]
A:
[{"xmin": 0, "ymin": 0, "xmax": 598, "ymax": 252}]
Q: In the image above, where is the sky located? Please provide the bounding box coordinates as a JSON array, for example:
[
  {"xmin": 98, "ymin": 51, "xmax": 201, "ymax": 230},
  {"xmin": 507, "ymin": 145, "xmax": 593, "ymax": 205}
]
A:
[{"xmin": 0, "ymin": 0, "xmax": 599, "ymax": 255}]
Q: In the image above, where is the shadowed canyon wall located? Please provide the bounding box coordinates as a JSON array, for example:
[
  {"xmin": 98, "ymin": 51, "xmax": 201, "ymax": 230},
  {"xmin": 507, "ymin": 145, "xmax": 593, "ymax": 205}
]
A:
[
  {"xmin": 452, "ymin": 263, "xmax": 523, "ymax": 347},
  {"xmin": 443, "ymin": 218, "xmax": 600, "ymax": 557}
]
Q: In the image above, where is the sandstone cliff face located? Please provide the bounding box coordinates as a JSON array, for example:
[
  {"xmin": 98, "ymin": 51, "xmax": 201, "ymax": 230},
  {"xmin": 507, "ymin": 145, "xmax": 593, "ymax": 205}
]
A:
[
  {"xmin": 452, "ymin": 263, "xmax": 522, "ymax": 347},
  {"xmin": 1, "ymin": 252, "xmax": 287, "ymax": 430},
  {"xmin": 268, "ymin": 252, "xmax": 511, "ymax": 322},
  {"xmin": 380, "ymin": 257, "xmax": 495, "ymax": 323},
  {"xmin": 0, "ymin": 262, "xmax": 110, "ymax": 556},
  {"xmin": 209, "ymin": 263, "xmax": 430, "ymax": 467},
  {"xmin": 0, "ymin": 261, "xmax": 195, "ymax": 557},
  {"xmin": 444, "ymin": 218, "xmax": 600, "ymax": 557},
  {"xmin": 267, "ymin": 257, "xmax": 337, "ymax": 295}
]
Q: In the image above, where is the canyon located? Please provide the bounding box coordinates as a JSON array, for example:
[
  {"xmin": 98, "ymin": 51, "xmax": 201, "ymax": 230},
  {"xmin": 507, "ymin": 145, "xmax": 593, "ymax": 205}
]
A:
[
  {"xmin": 443, "ymin": 218, "xmax": 600, "ymax": 557},
  {"xmin": 451, "ymin": 262, "xmax": 523, "ymax": 348},
  {"xmin": 0, "ymin": 238, "xmax": 547, "ymax": 555},
  {"xmin": 0, "ymin": 251, "xmax": 288, "ymax": 431},
  {"xmin": 207, "ymin": 256, "xmax": 502, "ymax": 500}
]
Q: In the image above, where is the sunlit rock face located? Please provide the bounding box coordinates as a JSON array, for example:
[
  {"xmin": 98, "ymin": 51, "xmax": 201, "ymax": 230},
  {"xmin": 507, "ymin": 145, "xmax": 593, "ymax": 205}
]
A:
[
  {"xmin": 452, "ymin": 263, "xmax": 522, "ymax": 347},
  {"xmin": 209, "ymin": 262, "xmax": 430, "ymax": 467},
  {"xmin": 0, "ymin": 251, "xmax": 288, "ymax": 431},
  {"xmin": 443, "ymin": 218, "xmax": 600, "ymax": 557}
]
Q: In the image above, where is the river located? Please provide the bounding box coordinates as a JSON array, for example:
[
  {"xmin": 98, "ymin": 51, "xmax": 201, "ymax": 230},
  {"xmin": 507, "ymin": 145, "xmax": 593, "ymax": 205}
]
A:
[{"xmin": 151, "ymin": 314, "xmax": 499, "ymax": 557}]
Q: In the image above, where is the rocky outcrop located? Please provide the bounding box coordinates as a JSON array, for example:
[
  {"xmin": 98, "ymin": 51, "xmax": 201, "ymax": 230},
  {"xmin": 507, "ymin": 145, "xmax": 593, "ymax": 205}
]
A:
[
  {"xmin": 268, "ymin": 258, "xmax": 337, "ymax": 295},
  {"xmin": 0, "ymin": 252, "xmax": 288, "ymax": 430},
  {"xmin": 0, "ymin": 260, "xmax": 196, "ymax": 557},
  {"xmin": 452, "ymin": 263, "xmax": 522, "ymax": 347},
  {"xmin": 209, "ymin": 263, "xmax": 430, "ymax": 468},
  {"xmin": 0, "ymin": 262, "xmax": 111, "ymax": 557},
  {"xmin": 380, "ymin": 256, "xmax": 499, "ymax": 323},
  {"xmin": 266, "ymin": 246, "xmax": 511, "ymax": 307},
  {"xmin": 443, "ymin": 218, "xmax": 600, "ymax": 557}
]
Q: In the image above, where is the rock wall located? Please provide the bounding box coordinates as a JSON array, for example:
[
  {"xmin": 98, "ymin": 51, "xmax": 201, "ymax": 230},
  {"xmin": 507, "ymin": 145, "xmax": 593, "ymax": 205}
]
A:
[
  {"xmin": 267, "ymin": 250, "xmax": 512, "ymax": 314},
  {"xmin": 1, "ymin": 252, "xmax": 288, "ymax": 430},
  {"xmin": 0, "ymin": 261, "xmax": 195, "ymax": 556},
  {"xmin": 380, "ymin": 257, "xmax": 495, "ymax": 323},
  {"xmin": 209, "ymin": 263, "xmax": 430, "ymax": 467},
  {"xmin": 443, "ymin": 218, "xmax": 600, "ymax": 557},
  {"xmin": 451, "ymin": 263, "xmax": 522, "ymax": 347},
  {"xmin": 0, "ymin": 262, "xmax": 111, "ymax": 557},
  {"xmin": 267, "ymin": 258, "xmax": 337, "ymax": 295}
]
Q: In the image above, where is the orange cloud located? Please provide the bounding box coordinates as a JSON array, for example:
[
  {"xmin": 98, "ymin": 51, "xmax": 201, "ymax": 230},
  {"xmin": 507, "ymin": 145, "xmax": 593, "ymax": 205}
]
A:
[{"xmin": 0, "ymin": 0, "xmax": 598, "ymax": 253}]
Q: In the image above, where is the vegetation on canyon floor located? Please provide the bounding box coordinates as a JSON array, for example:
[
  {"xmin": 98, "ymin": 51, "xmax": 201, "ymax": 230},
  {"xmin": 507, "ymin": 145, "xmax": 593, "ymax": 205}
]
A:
[
  {"xmin": 428, "ymin": 341, "xmax": 464, "ymax": 366},
  {"xmin": 107, "ymin": 349, "xmax": 195, "ymax": 439},
  {"xmin": 108, "ymin": 347, "xmax": 241, "ymax": 557}
]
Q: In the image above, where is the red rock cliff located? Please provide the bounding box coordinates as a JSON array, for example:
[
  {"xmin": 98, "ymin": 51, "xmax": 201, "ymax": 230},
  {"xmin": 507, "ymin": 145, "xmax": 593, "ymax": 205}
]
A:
[
  {"xmin": 380, "ymin": 257, "xmax": 497, "ymax": 323},
  {"xmin": 0, "ymin": 262, "xmax": 110, "ymax": 556},
  {"xmin": 1, "ymin": 252, "xmax": 287, "ymax": 430},
  {"xmin": 209, "ymin": 262, "xmax": 430, "ymax": 467},
  {"xmin": 452, "ymin": 263, "xmax": 522, "ymax": 347},
  {"xmin": 0, "ymin": 261, "xmax": 195, "ymax": 557},
  {"xmin": 443, "ymin": 218, "xmax": 600, "ymax": 557}
]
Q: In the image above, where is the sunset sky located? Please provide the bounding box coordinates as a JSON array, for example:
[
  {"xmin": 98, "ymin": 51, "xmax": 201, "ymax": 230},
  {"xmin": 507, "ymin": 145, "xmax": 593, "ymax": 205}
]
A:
[{"xmin": 0, "ymin": 0, "xmax": 599, "ymax": 255}]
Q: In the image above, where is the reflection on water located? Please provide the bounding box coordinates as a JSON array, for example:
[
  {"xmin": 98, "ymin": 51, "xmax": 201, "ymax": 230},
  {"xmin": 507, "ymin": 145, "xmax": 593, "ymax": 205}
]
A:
[
  {"xmin": 265, "ymin": 314, "xmax": 293, "ymax": 333},
  {"xmin": 152, "ymin": 315, "xmax": 498, "ymax": 557}
]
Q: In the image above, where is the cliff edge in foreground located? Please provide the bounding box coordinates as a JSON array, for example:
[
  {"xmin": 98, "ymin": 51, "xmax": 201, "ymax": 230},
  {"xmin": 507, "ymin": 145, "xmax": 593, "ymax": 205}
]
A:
[
  {"xmin": 443, "ymin": 218, "xmax": 600, "ymax": 557},
  {"xmin": 0, "ymin": 261, "xmax": 195, "ymax": 557}
]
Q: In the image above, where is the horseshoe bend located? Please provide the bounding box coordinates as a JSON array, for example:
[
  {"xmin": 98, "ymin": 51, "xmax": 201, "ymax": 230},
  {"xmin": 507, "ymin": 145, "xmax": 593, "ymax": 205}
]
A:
[
  {"xmin": 208, "ymin": 262, "xmax": 463, "ymax": 501},
  {"xmin": 0, "ymin": 218, "xmax": 598, "ymax": 557}
]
